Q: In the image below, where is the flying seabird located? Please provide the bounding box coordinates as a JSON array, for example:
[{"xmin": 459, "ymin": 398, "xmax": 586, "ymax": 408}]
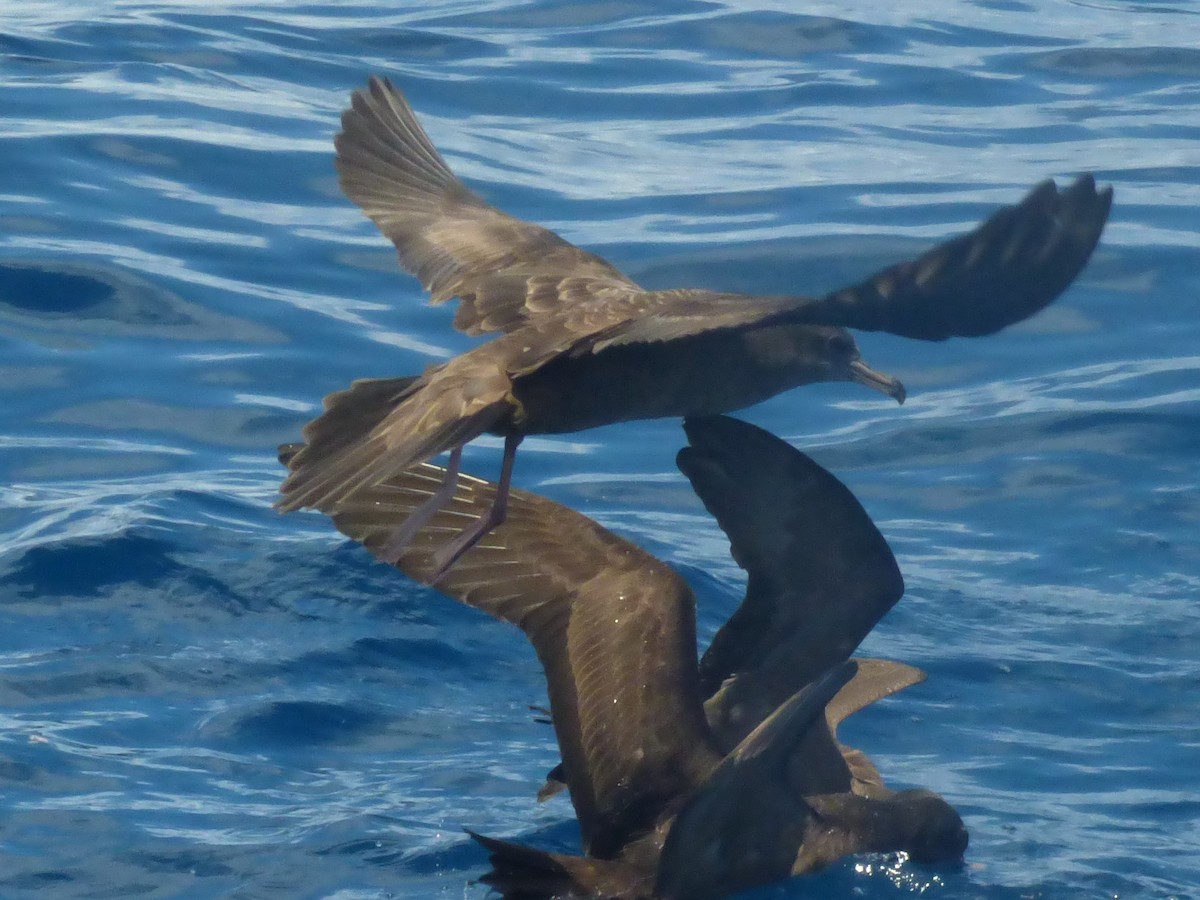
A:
[
  {"xmin": 277, "ymin": 76, "xmax": 1113, "ymax": 577},
  {"xmin": 279, "ymin": 415, "xmax": 967, "ymax": 897}
]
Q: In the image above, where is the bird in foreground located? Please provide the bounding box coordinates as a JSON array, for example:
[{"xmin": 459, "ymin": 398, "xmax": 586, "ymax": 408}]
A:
[
  {"xmin": 279, "ymin": 415, "xmax": 967, "ymax": 897},
  {"xmin": 479, "ymin": 660, "xmax": 965, "ymax": 900},
  {"xmin": 278, "ymin": 75, "xmax": 1113, "ymax": 579}
]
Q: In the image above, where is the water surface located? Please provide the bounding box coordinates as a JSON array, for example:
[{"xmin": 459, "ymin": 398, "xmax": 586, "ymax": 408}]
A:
[{"xmin": 2, "ymin": 1, "xmax": 1198, "ymax": 897}]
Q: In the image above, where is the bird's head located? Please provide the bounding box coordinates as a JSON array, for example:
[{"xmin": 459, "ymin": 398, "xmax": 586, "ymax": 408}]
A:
[
  {"xmin": 892, "ymin": 788, "xmax": 969, "ymax": 864},
  {"xmin": 790, "ymin": 325, "xmax": 907, "ymax": 404}
]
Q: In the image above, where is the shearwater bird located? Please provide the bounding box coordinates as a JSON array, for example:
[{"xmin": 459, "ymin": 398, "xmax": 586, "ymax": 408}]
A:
[
  {"xmin": 279, "ymin": 415, "xmax": 967, "ymax": 897},
  {"xmin": 278, "ymin": 75, "xmax": 1112, "ymax": 577}
]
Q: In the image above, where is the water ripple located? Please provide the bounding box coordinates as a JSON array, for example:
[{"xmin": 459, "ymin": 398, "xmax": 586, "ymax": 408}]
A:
[{"xmin": 2, "ymin": 1, "xmax": 1198, "ymax": 898}]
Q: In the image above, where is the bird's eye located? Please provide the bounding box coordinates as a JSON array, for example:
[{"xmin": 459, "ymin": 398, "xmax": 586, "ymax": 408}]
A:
[{"xmin": 827, "ymin": 333, "xmax": 854, "ymax": 356}]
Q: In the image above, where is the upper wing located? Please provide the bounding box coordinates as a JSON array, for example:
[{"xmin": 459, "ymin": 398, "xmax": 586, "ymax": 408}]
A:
[
  {"xmin": 280, "ymin": 448, "xmax": 719, "ymax": 856},
  {"xmin": 818, "ymin": 657, "xmax": 926, "ymax": 798},
  {"xmin": 339, "ymin": 77, "xmax": 1110, "ymax": 348},
  {"xmin": 569, "ymin": 174, "xmax": 1113, "ymax": 352},
  {"xmin": 335, "ymin": 75, "xmax": 642, "ymax": 335},
  {"xmin": 675, "ymin": 416, "xmax": 903, "ymax": 751},
  {"xmin": 825, "ymin": 657, "xmax": 925, "ymax": 735},
  {"xmin": 810, "ymin": 174, "xmax": 1113, "ymax": 339}
]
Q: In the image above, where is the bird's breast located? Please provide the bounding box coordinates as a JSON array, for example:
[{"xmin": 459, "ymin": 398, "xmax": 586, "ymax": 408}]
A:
[{"xmin": 508, "ymin": 329, "xmax": 828, "ymax": 434}]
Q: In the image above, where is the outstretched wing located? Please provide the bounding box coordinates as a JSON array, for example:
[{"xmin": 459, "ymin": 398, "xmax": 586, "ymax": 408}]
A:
[
  {"xmin": 280, "ymin": 448, "xmax": 719, "ymax": 856},
  {"xmin": 336, "ymin": 75, "xmax": 642, "ymax": 336},
  {"xmin": 819, "ymin": 657, "xmax": 926, "ymax": 798},
  {"xmin": 675, "ymin": 416, "xmax": 903, "ymax": 751},
  {"xmin": 811, "ymin": 173, "xmax": 1113, "ymax": 338},
  {"xmin": 339, "ymin": 79, "xmax": 1110, "ymax": 347},
  {"xmin": 571, "ymin": 174, "xmax": 1113, "ymax": 352},
  {"xmin": 825, "ymin": 658, "xmax": 925, "ymax": 734}
]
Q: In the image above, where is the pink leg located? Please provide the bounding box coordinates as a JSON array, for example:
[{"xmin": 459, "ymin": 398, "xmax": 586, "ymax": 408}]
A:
[
  {"xmin": 425, "ymin": 433, "xmax": 521, "ymax": 582},
  {"xmin": 377, "ymin": 444, "xmax": 463, "ymax": 565}
]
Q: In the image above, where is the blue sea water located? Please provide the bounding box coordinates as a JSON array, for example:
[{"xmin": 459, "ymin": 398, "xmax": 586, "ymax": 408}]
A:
[{"xmin": 2, "ymin": 1, "xmax": 1199, "ymax": 897}]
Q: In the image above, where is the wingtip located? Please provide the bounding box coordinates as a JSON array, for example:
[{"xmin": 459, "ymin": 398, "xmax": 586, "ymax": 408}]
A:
[
  {"xmin": 362, "ymin": 73, "xmax": 395, "ymax": 100},
  {"xmin": 681, "ymin": 414, "xmax": 770, "ymax": 455},
  {"xmin": 465, "ymin": 828, "xmax": 503, "ymax": 855},
  {"xmin": 1067, "ymin": 171, "xmax": 1096, "ymax": 194},
  {"xmin": 679, "ymin": 413, "xmax": 723, "ymax": 446},
  {"xmin": 677, "ymin": 416, "xmax": 784, "ymax": 486},
  {"xmin": 1064, "ymin": 171, "xmax": 1114, "ymax": 224}
]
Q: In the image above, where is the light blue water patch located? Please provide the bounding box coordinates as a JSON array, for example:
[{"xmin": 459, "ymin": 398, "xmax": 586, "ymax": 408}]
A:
[{"xmin": 2, "ymin": 1, "xmax": 1198, "ymax": 897}]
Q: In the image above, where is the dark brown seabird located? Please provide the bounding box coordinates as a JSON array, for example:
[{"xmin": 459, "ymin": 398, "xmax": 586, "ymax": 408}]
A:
[
  {"xmin": 277, "ymin": 75, "xmax": 1113, "ymax": 577},
  {"xmin": 279, "ymin": 415, "xmax": 968, "ymax": 898}
]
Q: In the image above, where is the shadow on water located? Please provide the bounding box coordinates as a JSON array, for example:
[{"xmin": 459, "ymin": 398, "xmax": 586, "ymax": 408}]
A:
[
  {"xmin": 0, "ymin": 258, "xmax": 281, "ymax": 344},
  {"xmin": 199, "ymin": 698, "xmax": 386, "ymax": 747}
]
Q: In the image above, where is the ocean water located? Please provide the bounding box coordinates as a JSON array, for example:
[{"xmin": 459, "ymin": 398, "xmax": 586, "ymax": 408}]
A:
[{"xmin": 2, "ymin": 1, "xmax": 1198, "ymax": 898}]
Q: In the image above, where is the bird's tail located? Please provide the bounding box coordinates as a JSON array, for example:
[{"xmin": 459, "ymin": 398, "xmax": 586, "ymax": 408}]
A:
[
  {"xmin": 469, "ymin": 831, "xmax": 630, "ymax": 899},
  {"xmin": 276, "ymin": 374, "xmax": 420, "ymax": 511},
  {"xmin": 276, "ymin": 360, "xmax": 512, "ymax": 514},
  {"xmin": 296, "ymin": 374, "xmax": 422, "ymax": 462}
]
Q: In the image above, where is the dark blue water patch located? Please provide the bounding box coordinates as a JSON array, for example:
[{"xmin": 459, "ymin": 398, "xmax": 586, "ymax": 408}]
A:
[
  {"xmin": 0, "ymin": 809, "xmax": 291, "ymax": 897},
  {"xmin": 0, "ymin": 259, "xmax": 177, "ymax": 324},
  {"xmin": 336, "ymin": 23, "xmax": 502, "ymax": 61},
  {"xmin": 1, "ymin": 529, "xmax": 190, "ymax": 597},
  {"xmin": 0, "ymin": 260, "xmax": 113, "ymax": 314},
  {"xmin": 858, "ymin": 62, "xmax": 1042, "ymax": 110},
  {"xmin": 0, "ymin": 258, "xmax": 282, "ymax": 344},
  {"xmin": 271, "ymin": 633, "xmax": 477, "ymax": 690},
  {"xmin": 4, "ymin": 871, "xmax": 76, "ymax": 891},
  {"xmin": 976, "ymin": 0, "xmax": 1036, "ymax": 11},
  {"xmin": 605, "ymin": 10, "xmax": 908, "ymax": 58},
  {"xmin": 119, "ymin": 847, "xmax": 237, "ymax": 880},
  {"xmin": 158, "ymin": 10, "xmax": 492, "ymax": 66},
  {"xmin": 426, "ymin": 0, "xmax": 714, "ymax": 31},
  {"xmin": 1027, "ymin": 44, "xmax": 1200, "ymax": 79},
  {"xmin": 347, "ymin": 634, "xmax": 471, "ymax": 670},
  {"xmin": 0, "ymin": 31, "xmax": 69, "ymax": 71},
  {"xmin": 1037, "ymin": 408, "xmax": 1200, "ymax": 453},
  {"xmin": 2, "ymin": 665, "xmax": 156, "ymax": 704},
  {"xmin": 201, "ymin": 699, "xmax": 385, "ymax": 747},
  {"xmin": 0, "ymin": 30, "xmax": 137, "ymax": 77},
  {"xmin": 35, "ymin": 20, "xmax": 244, "ymax": 73},
  {"xmin": 316, "ymin": 833, "xmax": 409, "ymax": 867}
]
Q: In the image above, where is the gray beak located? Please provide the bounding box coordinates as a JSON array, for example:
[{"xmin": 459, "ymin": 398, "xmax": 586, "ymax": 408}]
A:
[{"xmin": 849, "ymin": 359, "xmax": 906, "ymax": 405}]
